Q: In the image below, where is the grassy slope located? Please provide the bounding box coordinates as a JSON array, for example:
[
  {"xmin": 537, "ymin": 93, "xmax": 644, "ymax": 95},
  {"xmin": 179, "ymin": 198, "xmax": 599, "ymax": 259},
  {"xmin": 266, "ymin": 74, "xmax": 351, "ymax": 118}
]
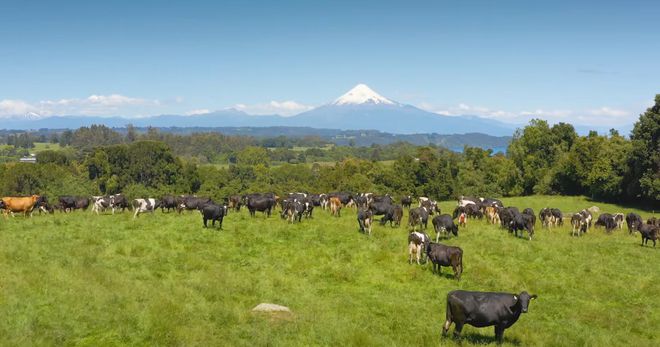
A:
[{"xmin": 0, "ymin": 196, "xmax": 658, "ymax": 346}]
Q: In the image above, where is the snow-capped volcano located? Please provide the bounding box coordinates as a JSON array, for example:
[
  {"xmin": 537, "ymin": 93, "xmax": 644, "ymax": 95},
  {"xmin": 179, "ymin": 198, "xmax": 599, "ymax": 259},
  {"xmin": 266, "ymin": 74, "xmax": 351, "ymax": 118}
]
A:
[{"xmin": 332, "ymin": 84, "xmax": 397, "ymax": 106}]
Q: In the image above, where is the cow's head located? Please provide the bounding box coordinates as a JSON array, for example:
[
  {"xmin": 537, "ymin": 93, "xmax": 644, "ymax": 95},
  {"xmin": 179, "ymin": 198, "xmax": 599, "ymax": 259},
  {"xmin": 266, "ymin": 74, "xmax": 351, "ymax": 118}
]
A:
[{"xmin": 513, "ymin": 291, "xmax": 537, "ymax": 313}]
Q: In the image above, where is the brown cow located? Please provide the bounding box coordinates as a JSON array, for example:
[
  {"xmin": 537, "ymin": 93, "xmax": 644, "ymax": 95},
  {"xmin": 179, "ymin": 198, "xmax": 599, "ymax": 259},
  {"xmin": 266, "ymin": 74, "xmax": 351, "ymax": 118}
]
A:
[
  {"xmin": 1, "ymin": 195, "xmax": 40, "ymax": 218},
  {"xmin": 329, "ymin": 197, "xmax": 342, "ymax": 217}
]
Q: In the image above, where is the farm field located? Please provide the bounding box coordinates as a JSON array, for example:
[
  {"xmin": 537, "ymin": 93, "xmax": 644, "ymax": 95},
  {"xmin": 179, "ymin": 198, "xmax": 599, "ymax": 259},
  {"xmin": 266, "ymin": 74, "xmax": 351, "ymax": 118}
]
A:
[{"xmin": 0, "ymin": 196, "xmax": 658, "ymax": 346}]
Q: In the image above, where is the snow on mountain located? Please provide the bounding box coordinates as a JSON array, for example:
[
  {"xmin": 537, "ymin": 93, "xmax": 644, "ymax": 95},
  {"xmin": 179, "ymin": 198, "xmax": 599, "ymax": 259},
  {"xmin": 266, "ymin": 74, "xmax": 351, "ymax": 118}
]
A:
[{"xmin": 331, "ymin": 84, "xmax": 397, "ymax": 106}]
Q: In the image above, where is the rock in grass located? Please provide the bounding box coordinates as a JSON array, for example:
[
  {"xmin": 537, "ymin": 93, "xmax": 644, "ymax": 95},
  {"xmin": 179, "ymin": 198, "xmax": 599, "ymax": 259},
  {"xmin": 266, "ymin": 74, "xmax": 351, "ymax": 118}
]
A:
[{"xmin": 252, "ymin": 303, "xmax": 291, "ymax": 313}]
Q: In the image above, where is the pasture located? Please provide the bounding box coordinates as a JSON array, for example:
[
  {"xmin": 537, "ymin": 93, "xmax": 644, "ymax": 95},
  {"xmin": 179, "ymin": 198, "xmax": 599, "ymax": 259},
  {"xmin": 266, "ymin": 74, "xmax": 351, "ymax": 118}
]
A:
[{"xmin": 0, "ymin": 196, "xmax": 658, "ymax": 346}]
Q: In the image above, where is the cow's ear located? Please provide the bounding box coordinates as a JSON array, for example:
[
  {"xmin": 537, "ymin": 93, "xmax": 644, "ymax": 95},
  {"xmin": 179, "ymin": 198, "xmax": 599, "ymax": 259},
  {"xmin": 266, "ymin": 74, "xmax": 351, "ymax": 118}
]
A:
[{"xmin": 531, "ymin": 294, "xmax": 537, "ymax": 300}]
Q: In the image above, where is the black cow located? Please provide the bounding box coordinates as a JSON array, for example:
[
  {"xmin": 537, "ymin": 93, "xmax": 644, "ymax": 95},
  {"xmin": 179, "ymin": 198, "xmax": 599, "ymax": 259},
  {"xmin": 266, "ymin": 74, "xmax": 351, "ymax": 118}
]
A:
[
  {"xmin": 160, "ymin": 195, "xmax": 178, "ymax": 213},
  {"xmin": 426, "ymin": 242, "xmax": 463, "ymax": 280},
  {"xmin": 58, "ymin": 196, "xmax": 90, "ymax": 212},
  {"xmin": 247, "ymin": 196, "xmax": 276, "ymax": 217},
  {"xmin": 638, "ymin": 223, "xmax": 658, "ymax": 247},
  {"xmin": 595, "ymin": 213, "xmax": 616, "ymax": 233},
  {"xmin": 355, "ymin": 195, "xmax": 369, "ymax": 209},
  {"xmin": 401, "ymin": 195, "xmax": 413, "ymax": 209},
  {"xmin": 648, "ymin": 217, "xmax": 658, "ymax": 226},
  {"xmin": 202, "ymin": 203, "xmax": 228, "ymax": 229},
  {"xmin": 432, "ymin": 214, "xmax": 458, "ymax": 242},
  {"xmin": 509, "ymin": 210, "xmax": 534, "ymax": 240},
  {"xmin": 498, "ymin": 207, "xmax": 519, "ymax": 229},
  {"xmin": 625, "ymin": 213, "xmax": 643, "ymax": 234},
  {"xmin": 357, "ymin": 208, "xmax": 373, "ymax": 235},
  {"xmin": 372, "ymin": 194, "xmax": 393, "ymax": 205},
  {"xmin": 442, "ymin": 290, "xmax": 537, "ymax": 342},
  {"xmin": 539, "ymin": 208, "xmax": 553, "ymax": 228},
  {"xmin": 481, "ymin": 198, "xmax": 504, "ymax": 208},
  {"xmin": 409, "ymin": 207, "xmax": 430, "ymax": 231}
]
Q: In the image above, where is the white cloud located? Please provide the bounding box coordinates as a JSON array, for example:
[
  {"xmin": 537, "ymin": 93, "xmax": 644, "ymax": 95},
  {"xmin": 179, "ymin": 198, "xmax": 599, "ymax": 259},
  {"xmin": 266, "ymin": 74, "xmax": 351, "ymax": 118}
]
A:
[
  {"xmin": 0, "ymin": 94, "xmax": 161, "ymax": 118},
  {"xmin": 232, "ymin": 100, "xmax": 314, "ymax": 116},
  {"xmin": 0, "ymin": 99, "xmax": 38, "ymax": 117},
  {"xmin": 588, "ymin": 107, "xmax": 628, "ymax": 117},
  {"xmin": 417, "ymin": 102, "xmax": 634, "ymax": 127},
  {"xmin": 185, "ymin": 108, "xmax": 211, "ymax": 116}
]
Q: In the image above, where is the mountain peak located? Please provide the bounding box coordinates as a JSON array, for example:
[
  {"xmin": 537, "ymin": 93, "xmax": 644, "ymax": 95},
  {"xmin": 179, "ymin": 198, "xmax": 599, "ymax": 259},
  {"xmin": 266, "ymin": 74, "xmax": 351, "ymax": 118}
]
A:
[{"xmin": 332, "ymin": 84, "xmax": 397, "ymax": 106}]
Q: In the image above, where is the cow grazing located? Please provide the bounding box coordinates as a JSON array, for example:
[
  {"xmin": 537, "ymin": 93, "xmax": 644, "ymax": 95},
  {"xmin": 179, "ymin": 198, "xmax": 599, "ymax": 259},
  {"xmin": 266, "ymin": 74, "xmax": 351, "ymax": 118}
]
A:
[
  {"xmin": 1, "ymin": 195, "xmax": 40, "ymax": 218},
  {"xmin": 379, "ymin": 204, "xmax": 403, "ymax": 227},
  {"xmin": 408, "ymin": 231, "xmax": 431, "ymax": 264},
  {"xmin": 426, "ymin": 242, "xmax": 463, "ymax": 280},
  {"xmin": 626, "ymin": 213, "xmax": 643, "ymax": 234},
  {"xmin": 202, "ymin": 203, "xmax": 228, "ymax": 229},
  {"xmin": 109, "ymin": 194, "xmax": 129, "ymax": 213},
  {"xmin": 432, "ymin": 214, "xmax": 459, "ymax": 242},
  {"xmin": 595, "ymin": 213, "xmax": 616, "ymax": 233},
  {"xmin": 328, "ymin": 192, "xmax": 354, "ymax": 208},
  {"xmin": 401, "ymin": 195, "xmax": 412, "ymax": 209},
  {"xmin": 442, "ymin": 290, "xmax": 537, "ymax": 342},
  {"xmin": 419, "ymin": 197, "xmax": 440, "ymax": 215},
  {"xmin": 638, "ymin": 223, "xmax": 658, "ymax": 247},
  {"xmin": 648, "ymin": 217, "xmax": 658, "ymax": 226},
  {"xmin": 357, "ymin": 208, "xmax": 373, "ymax": 235},
  {"xmin": 409, "ymin": 207, "xmax": 430, "ymax": 231},
  {"xmin": 133, "ymin": 198, "xmax": 159, "ymax": 218},
  {"xmin": 571, "ymin": 213, "xmax": 588, "ymax": 237},
  {"xmin": 508, "ymin": 209, "xmax": 534, "ymax": 240}
]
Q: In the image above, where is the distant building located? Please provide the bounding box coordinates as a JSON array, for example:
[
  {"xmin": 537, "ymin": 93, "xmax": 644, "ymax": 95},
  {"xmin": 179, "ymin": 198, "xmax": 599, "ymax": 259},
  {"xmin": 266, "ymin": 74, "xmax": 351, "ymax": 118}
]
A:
[{"xmin": 19, "ymin": 154, "xmax": 37, "ymax": 164}]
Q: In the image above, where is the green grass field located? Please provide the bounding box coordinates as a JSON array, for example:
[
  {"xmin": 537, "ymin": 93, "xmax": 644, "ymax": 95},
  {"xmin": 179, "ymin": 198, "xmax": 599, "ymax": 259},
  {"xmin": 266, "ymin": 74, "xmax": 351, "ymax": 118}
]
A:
[
  {"xmin": 31, "ymin": 142, "xmax": 62, "ymax": 153},
  {"xmin": 0, "ymin": 196, "xmax": 658, "ymax": 346}
]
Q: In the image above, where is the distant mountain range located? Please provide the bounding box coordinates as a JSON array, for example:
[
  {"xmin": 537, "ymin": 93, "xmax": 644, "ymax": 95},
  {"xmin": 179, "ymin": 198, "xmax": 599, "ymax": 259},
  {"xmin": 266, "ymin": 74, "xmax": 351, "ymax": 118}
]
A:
[
  {"xmin": 1, "ymin": 84, "xmax": 628, "ymax": 136},
  {"xmin": 1, "ymin": 84, "xmax": 516, "ymax": 136}
]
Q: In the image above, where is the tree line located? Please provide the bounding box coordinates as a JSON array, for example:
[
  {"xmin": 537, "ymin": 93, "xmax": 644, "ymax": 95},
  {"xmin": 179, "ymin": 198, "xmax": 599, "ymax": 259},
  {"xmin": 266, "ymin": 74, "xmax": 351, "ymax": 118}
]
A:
[{"xmin": 1, "ymin": 95, "xmax": 658, "ymax": 206}]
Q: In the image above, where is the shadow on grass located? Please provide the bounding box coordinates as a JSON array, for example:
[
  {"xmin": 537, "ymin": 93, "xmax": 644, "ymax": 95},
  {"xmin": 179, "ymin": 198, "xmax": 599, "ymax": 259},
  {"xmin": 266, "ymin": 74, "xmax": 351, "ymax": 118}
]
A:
[{"xmin": 445, "ymin": 332, "xmax": 521, "ymax": 346}]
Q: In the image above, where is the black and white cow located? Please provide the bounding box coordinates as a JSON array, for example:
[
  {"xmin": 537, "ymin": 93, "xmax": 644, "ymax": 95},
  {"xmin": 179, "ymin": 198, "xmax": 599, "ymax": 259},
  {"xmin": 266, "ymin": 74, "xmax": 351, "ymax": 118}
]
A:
[
  {"xmin": 432, "ymin": 214, "xmax": 459, "ymax": 241},
  {"xmin": 408, "ymin": 231, "xmax": 431, "ymax": 264},
  {"xmin": 571, "ymin": 213, "xmax": 588, "ymax": 237},
  {"xmin": 442, "ymin": 290, "xmax": 537, "ymax": 342},
  {"xmin": 133, "ymin": 198, "xmax": 159, "ymax": 218}
]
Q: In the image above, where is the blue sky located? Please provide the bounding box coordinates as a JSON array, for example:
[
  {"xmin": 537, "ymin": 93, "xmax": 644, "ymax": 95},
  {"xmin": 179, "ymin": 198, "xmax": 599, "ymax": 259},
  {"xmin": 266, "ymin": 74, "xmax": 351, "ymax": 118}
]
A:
[{"xmin": 0, "ymin": 0, "xmax": 658, "ymax": 127}]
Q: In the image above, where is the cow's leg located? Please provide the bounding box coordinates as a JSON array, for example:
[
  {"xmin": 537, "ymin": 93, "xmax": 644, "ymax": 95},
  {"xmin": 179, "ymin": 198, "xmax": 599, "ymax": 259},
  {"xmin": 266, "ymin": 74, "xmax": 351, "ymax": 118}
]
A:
[
  {"xmin": 203, "ymin": 218, "xmax": 208, "ymax": 228},
  {"xmin": 453, "ymin": 322, "xmax": 463, "ymax": 339},
  {"xmin": 133, "ymin": 209, "xmax": 139, "ymax": 219},
  {"xmin": 494, "ymin": 326, "xmax": 505, "ymax": 343},
  {"xmin": 408, "ymin": 243, "xmax": 413, "ymax": 264}
]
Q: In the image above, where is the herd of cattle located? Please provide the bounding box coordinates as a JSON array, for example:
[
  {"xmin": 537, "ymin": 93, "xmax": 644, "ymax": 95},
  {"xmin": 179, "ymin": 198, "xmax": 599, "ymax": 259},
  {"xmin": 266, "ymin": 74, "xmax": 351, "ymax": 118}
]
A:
[{"xmin": 1, "ymin": 191, "xmax": 658, "ymax": 342}]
